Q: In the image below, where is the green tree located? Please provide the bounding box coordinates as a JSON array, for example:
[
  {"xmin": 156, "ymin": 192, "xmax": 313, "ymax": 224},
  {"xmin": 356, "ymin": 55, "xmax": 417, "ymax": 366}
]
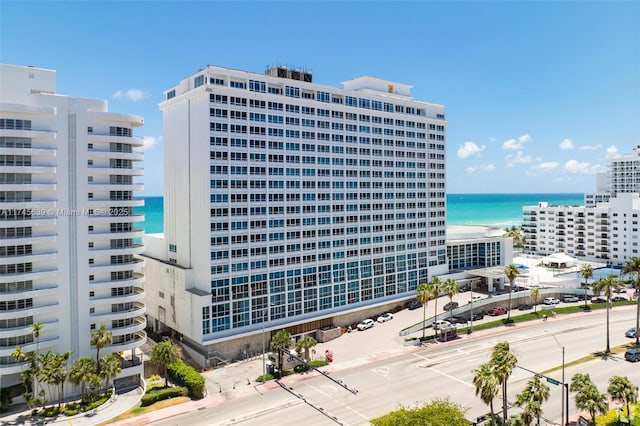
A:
[
  {"xmin": 68, "ymin": 357, "xmax": 96, "ymax": 400},
  {"xmin": 490, "ymin": 342, "xmax": 518, "ymax": 423},
  {"xmin": 607, "ymin": 375, "xmax": 638, "ymax": 422},
  {"xmin": 30, "ymin": 322, "xmax": 43, "ymax": 400},
  {"xmin": 514, "ymin": 376, "xmax": 550, "ymax": 426},
  {"xmin": 621, "ymin": 257, "xmax": 640, "ymax": 345},
  {"xmin": 426, "ymin": 277, "xmax": 443, "ymax": 338},
  {"xmin": 151, "ymin": 340, "xmax": 181, "ymax": 387},
  {"xmin": 442, "ymin": 278, "xmax": 459, "ymax": 320},
  {"xmin": 504, "ymin": 264, "xmax": 521, "ymax": 320},
  {"xmin": 36, "ymin": 350, "xmax": 57, "ymax": 405},
  {"xmin": 530, "ymin": 288, "xmax": 540, "ymax": 313},
  {"xmin": 592, "ymin": 274, "xmax": 622, "ymax": 353},
  {"xmin": 416, "ymin": 282, "xmax": 433, "ymax": 339},
  {"xmin": 295, "ymin": 335, "xmax": 317, "ymax": 361},
  {"xmin": 472, "ymin": 362, "xmax": 499, "ymax": 419},
  {"xmin": 580, "ymin": 263, "xmax": 594, "ymax": 309},
  {"xmin": 100, "ymin": 353, "xmax": 122, "ymax": 392},
  {"xmin": 90, "ymin": 324, "xmax": 113, "ymax": 374},
  {"xmin": 505, "ymin": 225, "xmax": 524, "ymax": 249},
  {"xmin": 370, "ymin": 397, "xmax": 468, "ymax": 426},
  {"xmin": 12, "ymin": 346, "xmax": 34, "ymax": 396},
  {"xmin": 271, "ymin": 330, "xmax": 293, "ymax": 374},
  {"xmin": 570, "ymin": 373, "xmax": 608, "ymax": 426}
]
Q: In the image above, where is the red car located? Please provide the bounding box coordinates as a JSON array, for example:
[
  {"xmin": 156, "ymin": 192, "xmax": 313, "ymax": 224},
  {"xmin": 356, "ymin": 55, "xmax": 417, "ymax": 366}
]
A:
[{"xmin": 487, "ymin": 306, "xmax": 508, "ymax": 316}]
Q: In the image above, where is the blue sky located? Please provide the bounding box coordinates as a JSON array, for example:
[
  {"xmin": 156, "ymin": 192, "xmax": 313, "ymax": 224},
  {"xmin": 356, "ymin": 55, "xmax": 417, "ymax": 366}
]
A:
[{"xmin": 1, "ymin": 1, "xmax": 638, "ymax": 195}]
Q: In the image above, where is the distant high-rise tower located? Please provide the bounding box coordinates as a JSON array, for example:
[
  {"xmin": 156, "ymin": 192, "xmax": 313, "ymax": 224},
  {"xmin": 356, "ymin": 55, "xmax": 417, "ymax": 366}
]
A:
[
  {"xmin": 0, "ymin": 64, "xmax": 146, "ymax": 396},
  {"xmin": 143, "ymin": 65, "xmax": 447, "ymax": 366}
]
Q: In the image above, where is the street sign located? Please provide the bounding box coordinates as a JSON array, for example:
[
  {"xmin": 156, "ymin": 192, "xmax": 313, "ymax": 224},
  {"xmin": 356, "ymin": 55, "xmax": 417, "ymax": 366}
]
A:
[{"xmin": 546, "ymin": 377, "xmax": 560, "ymax": 385}]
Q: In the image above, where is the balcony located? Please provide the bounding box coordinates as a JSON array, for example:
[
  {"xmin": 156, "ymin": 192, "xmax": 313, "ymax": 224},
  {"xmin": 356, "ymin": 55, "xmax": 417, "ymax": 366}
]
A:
[
  {"xmin": 0, "ymin": 267, "xmax": 57, "ymax": 283},
  {"xmin": 0, "ymin": 251, "xmax": 57, "ymax": 265},
  {"xmin": 110, "ymin": 316, "xmax": 146, "ymax": 336},
  {"xmin": 87, "ymin": 213, "xmax": 144, "ymax": 225},
  {"xmin": 1, "ymin": 284, "xmax": 57, "ymax": 301},
  {"xmin": 104, "ymin": 331, "xmax": 146, "ymax": 353},
  {"xmin": 0, "ymin": 335, "xmax": 58, "ymax": 358},
  {"xmin": 88, "ymin": 243, "xmax": 144, "ymax": 257},
  {"xmin": 0, "ymin": 302, "xmax": 58, "ymax": 321},
  {"xmin": 90, "ymin": 272, "xmax": 144, "ymax": 291},
  {"xmin": 90, "ymin": 287, "xmax": 145, "ymax": 305},
  {"xmin": 90, "ymin": 302, "xmax": 145, "ymax": 323}
]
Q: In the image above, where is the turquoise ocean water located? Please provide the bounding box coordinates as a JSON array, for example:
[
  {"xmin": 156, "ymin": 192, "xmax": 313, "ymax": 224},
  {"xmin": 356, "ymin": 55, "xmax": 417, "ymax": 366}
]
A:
[{"xmin": 135, "ymin": 193, "xmax": 585, "ymax": 234}]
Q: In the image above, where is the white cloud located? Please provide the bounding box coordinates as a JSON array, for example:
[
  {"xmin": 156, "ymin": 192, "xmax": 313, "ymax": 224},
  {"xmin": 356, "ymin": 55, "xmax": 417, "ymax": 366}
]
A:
[
  {"xmin": 606, "ymin": 145, "xmax": 620, "ymax": 158},
  {"xmin": 578, "ymin": 144, "xmax": 602, "ymax": 151},
  {"xmin": 536, "ymin": 161, "xmax": 560, "ymax": 171},
  {"xmin": 464, "ymin": 164, "xmax": 494, "ymax": 174},
  {"xmin": 482, "ymin": 164, "xmax": 496, "ymax": 172},
  {"xmin": 113, "ymin": 89, "xmax": 148, "ymax": 102},
  {"xmin": 465, "ymin": 166, "xmax": 477, "ymax": 174},
  {"xmin": 564, "ymin": 159, "xmax": 591, "ymax": 175},
  {"xmin": 505, "ymin": 151, "xmax": 533, "ymax": 167},
  {"xmin": 559, "ymin": 139, "xmax": 574, "ymax": 150},
  {"xmin": 502, "ymin": 134, "xmax": 531, "ymax": 150},
  {"xmin": 140, "ymin": 136, "xmax": 162, "ymax": 151},
  {"xmin": 457, "ymin": 141, "xmax": 486, "ymax": 159}
]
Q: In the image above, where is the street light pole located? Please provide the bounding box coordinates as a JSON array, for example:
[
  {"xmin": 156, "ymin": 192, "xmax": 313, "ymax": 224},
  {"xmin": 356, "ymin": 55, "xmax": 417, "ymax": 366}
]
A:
[
  {"xmin": 547, "ymin": 331, "xmax": 567, "ymax": 426},
  {"xmin": 262, "ymin": 320, "xmax": 266, "ymax": 379},
  {"xmin": 469, "ymin": 285, "xmax": 474, "ymax": 332}
]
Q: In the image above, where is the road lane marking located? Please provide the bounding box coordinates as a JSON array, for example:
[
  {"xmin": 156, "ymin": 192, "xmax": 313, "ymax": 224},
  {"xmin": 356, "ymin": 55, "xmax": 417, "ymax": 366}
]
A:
[
  {"xmin": 372, "ymin": 367, "xmax": 390, "ymax": 378},
  {"xmin": 427, "ymin": 366, "xmax": 474, "ymax": 388},
  {"xmin": 305, "ymin": 383, "xmax": 369, "ymax": 421},
  {"xmin": 412, "ymin": 353, "xmax": 433, "ymax": 362}
]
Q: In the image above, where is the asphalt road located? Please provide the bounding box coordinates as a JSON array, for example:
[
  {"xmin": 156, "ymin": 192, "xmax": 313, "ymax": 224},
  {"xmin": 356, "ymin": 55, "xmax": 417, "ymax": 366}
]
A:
[{"xmin": 152, "ymin": 308, "xmax": 640, "ymax": 426}]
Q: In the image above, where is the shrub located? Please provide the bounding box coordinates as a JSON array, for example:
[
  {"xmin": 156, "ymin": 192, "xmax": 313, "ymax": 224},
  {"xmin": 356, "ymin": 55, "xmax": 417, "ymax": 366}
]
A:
[
  {"xmin": 256, "ymin": 373, "xmax": 274, "ymax": 382},
  {"xmin": 309, "ymin": 360, "xmax": 329, "ymax": 368},
  {"xmin": 167, "ymin": 360, "xmax": 205, "ymax": 398},
  {"xmin": 0, "ymin": 387, "xmax": 11, "ymax": 413},
  {"xmin": 148, "ymin": 374, "xmax": 162, "ymax": 382},
  {"xmin": 140, "ymin": 386, "xmax": 188, "ymax": 407},
  {"xmin": 62, "ymin": 403, "xmax": 80, "ymax": 416},
  {"xmin": 293, "ymin": 364, "xmax": 309, "ymax": 373},
  {"xmin": 40, "ymin": 406, "xmax": 61, "ymax": 417}
]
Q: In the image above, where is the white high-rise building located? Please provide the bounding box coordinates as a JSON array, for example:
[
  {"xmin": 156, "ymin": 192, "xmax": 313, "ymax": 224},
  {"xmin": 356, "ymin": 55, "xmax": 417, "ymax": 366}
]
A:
[
  {"xmin": 143, "ymin": 65, "xmax": 447, "ymax": 366},
  {"xmin": 0, "ymin": 64, "xmax": 146, "ymax": 395},
  {"xmin": 523, "ymin": 145, "xmax": 640, "ymax": 265}
]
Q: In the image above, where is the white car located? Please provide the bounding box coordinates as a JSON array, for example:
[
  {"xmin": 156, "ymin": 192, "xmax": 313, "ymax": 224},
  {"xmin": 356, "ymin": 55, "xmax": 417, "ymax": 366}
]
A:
[
  {"xmin": 377, "ymin": 313, "xmax": 394, "ymax": 323},
  {"xmin": 562, "ymin": 295, "xmax": 579, "ymax": 303},
  {"xmin": 357, "ymin": 319, "xmax": 375, "ymax": 331},
  {"xmin": 470, "ymin": 295, "xmax": 484, "ymax": 302},
  {"xmin": 544, "ymin": 297, "xmax": 561, "ymax": 305},
  {"xmin": 433, "ymin": 319, "xmax": 451, "ymax": 330}
]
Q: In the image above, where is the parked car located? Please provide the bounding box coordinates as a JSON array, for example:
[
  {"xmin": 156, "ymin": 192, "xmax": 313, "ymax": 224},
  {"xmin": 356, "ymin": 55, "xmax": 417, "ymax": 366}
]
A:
[
  {"xmin": 625, "ymin": 327, "xmax": 639, "ymax": 338},
  {"xmin": 487, "ymin": 306, "xmax": 507, "ymax": 316},
  {"xmin": 614, "ymin": 287, "xmax": 627, "ymax": 293},
  {"xmin": 591, "ymin": 297, "xmax": 607, "ymax": 304},
  {"xmin": 544, "ymin": 297, "xmax": 561, "ymax": 305},
  {"xmin": 470, "ymin": 295, "xmax": 484, "ymax": 302},
  {"xmin": 470, "ymin": 311, "xmax": 485, "ymax": 320},
  {"xmin": 577, "ymin": 293, "xmax": 592, "ymax": 300},
  {"xmin": 517, "ymin": 303, "xmax": 532, "ymax": 311},
  {"xmin": 433, "ymin": 319, "xmax": 452, "ymax": 330},
  {"xmin": 612, "ymin": 296, "xmax": 627, "ymax": 302},
  {"xmin": 443, "ymin": 301, "xmax": 459, "ymax": 311},
  {"xmin": 449, "ymin": 315, "xmax": 468, "ymax": 324},
  {"xmin": 377, "ymin": 313, "xmax": 394, "ymax": 323},
  {"xmin": 562, "ymin": 295, "xmax": 579, "ymax": 303},
  {"xmin": 408, "ymin": 299, "xmax": 423, "ymax": 310},
  {"xmin": 624, "ymin": 348, "xmax": 640, "ymax": 362},
  {"xmin": 357, "ymin": 319, "xmax": 375, "ymax": 331}
]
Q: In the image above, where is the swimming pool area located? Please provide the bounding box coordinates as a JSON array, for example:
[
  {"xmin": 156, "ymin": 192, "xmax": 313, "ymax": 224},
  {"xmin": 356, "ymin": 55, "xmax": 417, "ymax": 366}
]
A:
[{"xmin": 557, "ymin": 267, "xmax": 625, "ymax": 281}]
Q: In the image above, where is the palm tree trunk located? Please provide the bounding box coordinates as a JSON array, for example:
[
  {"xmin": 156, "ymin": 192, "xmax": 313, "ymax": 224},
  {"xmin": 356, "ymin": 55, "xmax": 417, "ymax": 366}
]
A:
[
  {"xmin": 606, "ymin": 298, "xmax": 611, "ymax": 353},
  {"xmin": 507, "ymin": 283, "xmax": 513, "ymax": 320},
  {"xmin": 434, "ymin": 299, "xmax": 439, "ymax": 339},
  {"xmin": 635, "ymin": 292, "xmax": 640, "ymax": 346},
  {"xmin": 503, "ymin": 382, "xmax": 508, "ymax": 422},
  {"xmin": 422, "ymin": 303, "xmax": 426, "ymax": 339},
  {"xmin": 164, "ymin": 365, "xmax": 168, "ymax": 387}
]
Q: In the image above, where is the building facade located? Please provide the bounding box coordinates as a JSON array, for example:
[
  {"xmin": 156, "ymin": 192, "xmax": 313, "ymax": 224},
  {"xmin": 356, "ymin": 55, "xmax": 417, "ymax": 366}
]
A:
[
  {"xmin": 523, "ymin": 145, "xmax": 640, "ymax": 265},
  {"xmin": 143, "ymin": 65, "xmax": 448, "ymax": 365},
  {"xmin": 0, "ymin": 64, "xmax": 146, "ymax": 395}
]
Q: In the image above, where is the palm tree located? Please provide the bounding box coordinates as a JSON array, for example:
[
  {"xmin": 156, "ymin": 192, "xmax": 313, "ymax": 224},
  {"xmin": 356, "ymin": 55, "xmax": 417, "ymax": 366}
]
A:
[
  {"xmin": 607, "ymin": 375, "xmax": 638, "ymax": 422},
  {"xmin": 68, "ymin": 357, "xmax": 96, "ymax": 400},
  {"xmin": 621, "ymin": 257, "xmax": 640, "ymax": 345},
  {"xmin": 504, "ymin": 264, "xmax": 521, "ymax": 320},
  {"xmin": 416, "ymin": 282, "xmax": 432, "ymax": 339},
  {"xmin": 472, "ymin": 362, "xmax": 499, "ymax": 420},
  {"xmin": 505, "ymin": 225, "xmax": 524, "ymax": 249},
  {"xmin": 36, "ymin": 350, "xmax": 57, "ymax": 405},
  {"xmin": 442, "ymin": 278, "xmax": 459, "ymax": 320},
  {"xmin": 100, "ymin": 353, "xmax": 122, "ymax": 392},
  {"xmin": 570, "ymin": 374, "xmax": 608, "ymax": 426},
  {"xmin": 426, "ymin": 277, "xmax": 443, "ymax": 338},
  {"xmin": 580, "ymin": 263, "xmax": 594, "ymax": 309},
  {"xmin": 91, "ymin": 324, "xmax": 113, "ymax": 374},
  {"xmin": 12, "ymin": 346, "xmax": 34, "ymax": 396},
  {"xmin": 295, "ymin": 336, "xmax": 317, "ymax": 362},
  {"xmin": 30, "ymin": 322, "xmax": 43, "ymax": 399},
  {"xmin": 490, "ymin": 341, "xmax": 518, "ymax": 423},
  {"xmin": 151, "ymin": 339, "xmax": 181, "ymax": 387},
  {"xmin": 53, "ymin": 351, "xmax": 71, "ymax": 407},
  {"xmin": 530, "ymin": 288, "xmax": 540, "ymax": 313},
  {"xmin": 592, "ymin": 274, "xmax": 622, "ymax": 353},
  {"xmin": 271, "ymin": 329, "xmax": 293, "ymax": 374},
  {"xmin": 515, "ymin": 376, "xmax": 550, "ymax": 425}
]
